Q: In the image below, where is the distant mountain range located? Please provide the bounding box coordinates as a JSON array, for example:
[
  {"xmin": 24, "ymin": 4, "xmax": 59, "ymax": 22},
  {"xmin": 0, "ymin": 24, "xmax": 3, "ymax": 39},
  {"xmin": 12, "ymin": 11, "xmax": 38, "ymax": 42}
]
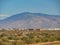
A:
[{"xmin": 0, "ymin": 12, "xmax": 60, "ymax": 29}]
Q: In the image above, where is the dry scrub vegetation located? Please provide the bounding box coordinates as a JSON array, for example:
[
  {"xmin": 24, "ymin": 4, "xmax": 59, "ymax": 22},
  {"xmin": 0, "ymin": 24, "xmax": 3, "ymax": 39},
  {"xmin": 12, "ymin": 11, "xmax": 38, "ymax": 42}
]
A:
[{"xmin": 0, "ymin": 29, "xmax": 60, "ymax": 45}]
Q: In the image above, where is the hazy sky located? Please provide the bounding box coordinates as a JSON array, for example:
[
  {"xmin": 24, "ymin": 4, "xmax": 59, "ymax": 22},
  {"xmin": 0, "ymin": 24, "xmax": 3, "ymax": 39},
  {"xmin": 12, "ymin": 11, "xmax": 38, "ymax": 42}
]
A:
[{"xmin": 0, "ymin": 0, "xmax": 60, "ymax": 20}]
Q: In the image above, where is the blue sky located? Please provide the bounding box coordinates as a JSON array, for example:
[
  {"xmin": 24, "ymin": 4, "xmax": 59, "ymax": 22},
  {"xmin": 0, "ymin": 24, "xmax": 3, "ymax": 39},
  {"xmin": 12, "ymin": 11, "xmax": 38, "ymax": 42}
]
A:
[{"xmin": 0, "ymin": 0, "xmax": 60, "ymax": 20}]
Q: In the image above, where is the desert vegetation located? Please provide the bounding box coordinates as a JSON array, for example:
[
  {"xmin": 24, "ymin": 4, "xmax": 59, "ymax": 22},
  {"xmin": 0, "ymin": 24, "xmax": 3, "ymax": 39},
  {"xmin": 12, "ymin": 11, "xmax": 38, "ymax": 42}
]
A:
[{"xmin": 0, "ymin": 29, "xmax": 60, "ymax": 45}]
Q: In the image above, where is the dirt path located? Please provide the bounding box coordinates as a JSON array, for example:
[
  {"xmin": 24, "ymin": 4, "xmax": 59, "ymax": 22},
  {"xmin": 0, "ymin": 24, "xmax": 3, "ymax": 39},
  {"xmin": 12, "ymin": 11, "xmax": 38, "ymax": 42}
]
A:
[{"xmin": 25, "ymin": 41, "xmax": 60, "ymax": 45}]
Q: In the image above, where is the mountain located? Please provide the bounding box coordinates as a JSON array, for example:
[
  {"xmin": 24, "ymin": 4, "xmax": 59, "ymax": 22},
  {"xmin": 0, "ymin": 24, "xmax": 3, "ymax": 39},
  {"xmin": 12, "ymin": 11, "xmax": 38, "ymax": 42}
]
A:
[{"xmin": 0, "ymin": 12, "xmax": 60, "ymax": 29}]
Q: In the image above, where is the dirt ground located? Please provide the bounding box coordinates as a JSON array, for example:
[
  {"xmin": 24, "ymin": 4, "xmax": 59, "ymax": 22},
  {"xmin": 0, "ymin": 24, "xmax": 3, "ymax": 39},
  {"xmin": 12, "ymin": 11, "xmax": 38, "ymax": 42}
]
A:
[{"xmin": 25, "ymin": 41, "xmax": 60, "ymax": 45}]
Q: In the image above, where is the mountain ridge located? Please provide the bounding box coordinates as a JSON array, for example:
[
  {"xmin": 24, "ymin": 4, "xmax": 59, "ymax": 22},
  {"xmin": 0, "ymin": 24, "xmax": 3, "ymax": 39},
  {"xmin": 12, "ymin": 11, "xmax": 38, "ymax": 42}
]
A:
[{"xmin": 0, "ymin": 12, "xmax": 60, "ymax": 29}]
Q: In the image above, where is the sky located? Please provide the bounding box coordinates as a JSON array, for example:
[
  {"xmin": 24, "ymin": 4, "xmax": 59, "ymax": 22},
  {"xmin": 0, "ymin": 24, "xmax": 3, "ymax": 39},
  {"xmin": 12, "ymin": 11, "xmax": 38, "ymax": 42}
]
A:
[{"xmin": 0, "ymin": 0, "xmax": 60, "ymax": 20}]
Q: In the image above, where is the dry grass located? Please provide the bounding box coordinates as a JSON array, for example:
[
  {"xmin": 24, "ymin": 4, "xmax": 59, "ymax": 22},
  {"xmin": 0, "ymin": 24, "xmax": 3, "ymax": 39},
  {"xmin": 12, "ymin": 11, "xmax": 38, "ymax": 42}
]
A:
[{"xmin": 0, "ymin": 29, "xmax": 60, "ymax": 45}]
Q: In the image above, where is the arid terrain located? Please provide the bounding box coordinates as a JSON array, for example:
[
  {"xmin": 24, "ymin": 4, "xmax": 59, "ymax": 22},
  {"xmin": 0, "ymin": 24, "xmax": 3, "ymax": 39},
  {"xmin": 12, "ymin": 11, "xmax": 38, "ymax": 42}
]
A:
[
  {"xmin": 0, "ymin": 0, "xmax": 60, "ymax": 45},
  {"xmin": 25, "ymin": 41, "xmax": 60, "ymax": 45},
  {"xmin": 0, "ymin": 29, "xmax": 60, "ymax": 45}
]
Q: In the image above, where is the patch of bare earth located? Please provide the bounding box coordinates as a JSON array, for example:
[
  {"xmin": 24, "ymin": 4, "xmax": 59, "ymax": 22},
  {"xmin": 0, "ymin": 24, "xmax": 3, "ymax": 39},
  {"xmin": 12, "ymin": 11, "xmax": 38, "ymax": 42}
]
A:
[{"xmin": 25, "ymin": 41, "xmax": 60, "ymax": 45}]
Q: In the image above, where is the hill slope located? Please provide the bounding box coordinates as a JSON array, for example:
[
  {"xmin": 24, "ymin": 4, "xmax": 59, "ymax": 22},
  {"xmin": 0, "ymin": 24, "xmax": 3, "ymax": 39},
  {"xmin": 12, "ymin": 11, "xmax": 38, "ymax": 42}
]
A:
[{"xmin": 0, "ymin": 12, "xmax": 60, "ymax": 29}]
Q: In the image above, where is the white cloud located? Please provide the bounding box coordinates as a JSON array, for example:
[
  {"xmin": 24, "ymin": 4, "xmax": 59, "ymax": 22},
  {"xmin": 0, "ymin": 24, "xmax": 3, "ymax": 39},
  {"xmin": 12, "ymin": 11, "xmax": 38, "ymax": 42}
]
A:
[{"xmin": 0, "ymin": 14, "xmax": 9, "ymax": 20}]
